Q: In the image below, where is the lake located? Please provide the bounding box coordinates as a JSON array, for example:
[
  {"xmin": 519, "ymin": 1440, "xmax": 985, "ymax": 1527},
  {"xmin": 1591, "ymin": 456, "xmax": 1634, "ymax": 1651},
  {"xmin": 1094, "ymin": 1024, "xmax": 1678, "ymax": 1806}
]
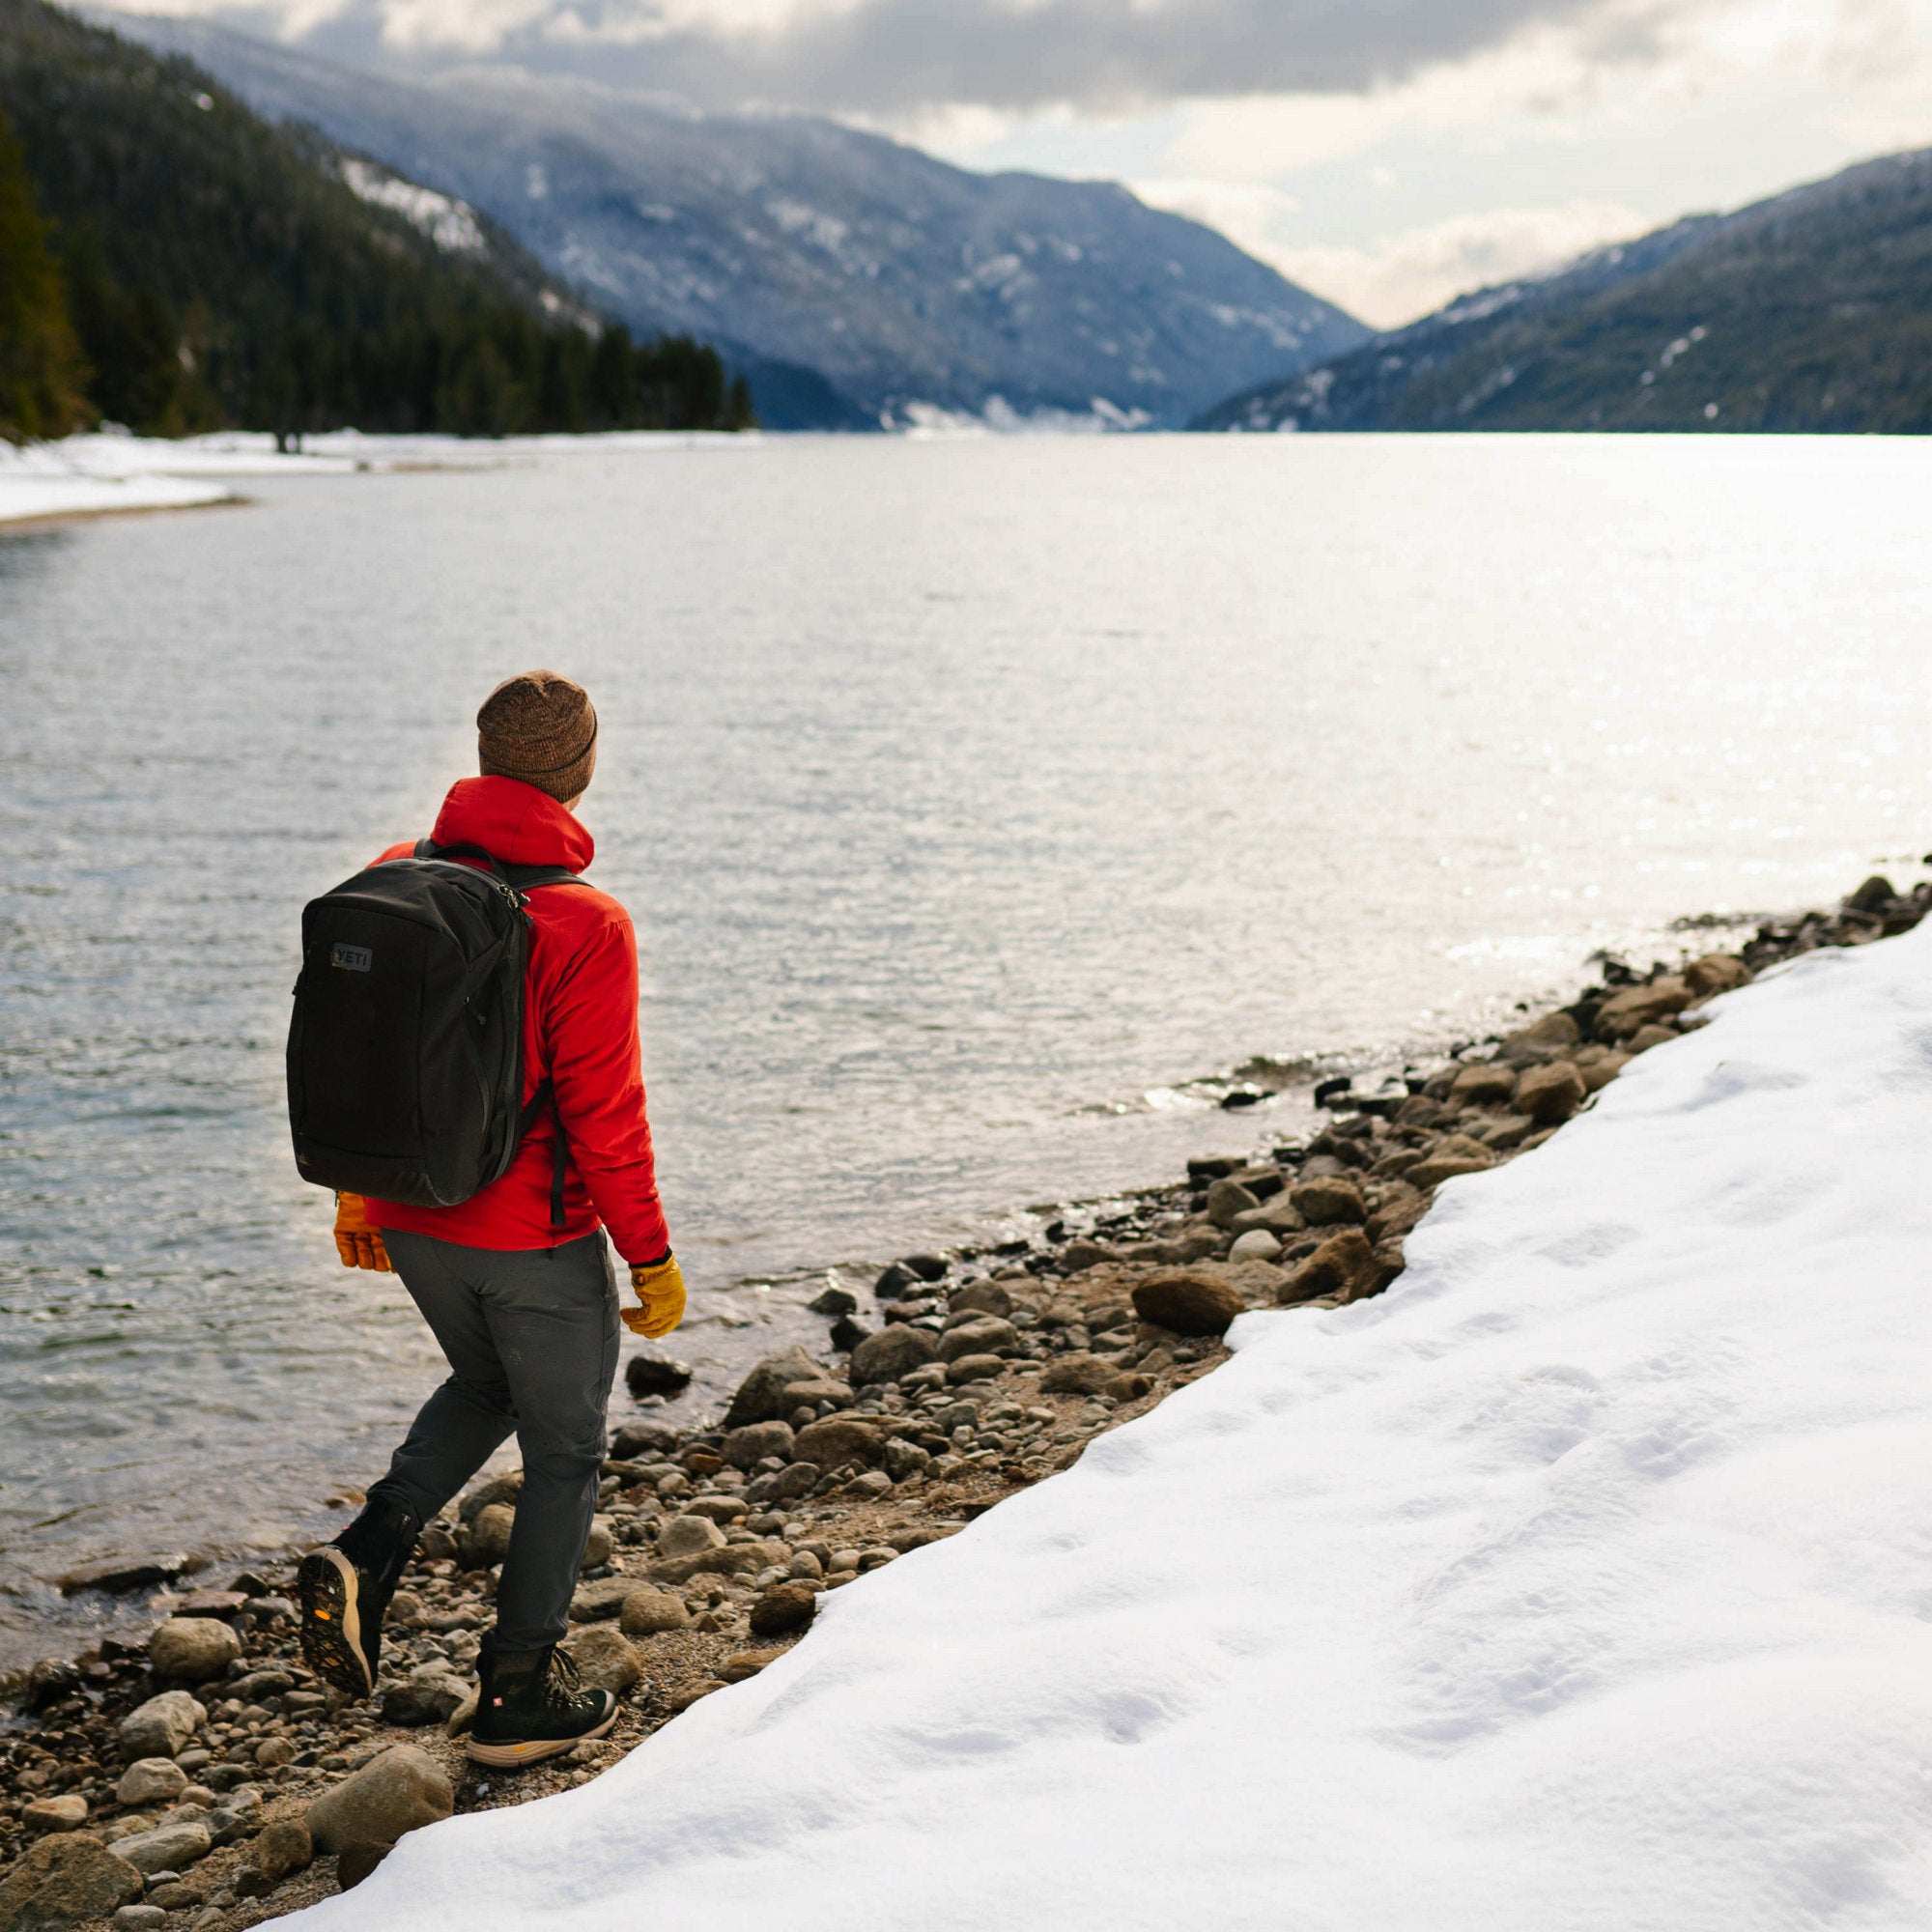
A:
[{"xmin": 4, "ymin": 431, "xmax": 1930, "ymax": 1672}]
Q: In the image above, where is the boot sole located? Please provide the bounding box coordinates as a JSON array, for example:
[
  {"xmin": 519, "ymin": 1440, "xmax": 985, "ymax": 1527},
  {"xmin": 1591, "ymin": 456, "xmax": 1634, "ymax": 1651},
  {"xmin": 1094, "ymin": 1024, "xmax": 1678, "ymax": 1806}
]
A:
[
  {"xmin": 297, "ymin": 1548, "xmax": 373, "ymax": 1699},
  {"xmin": 466, "ymin": 1708, "xmax": 616, "ymax": 1768}
]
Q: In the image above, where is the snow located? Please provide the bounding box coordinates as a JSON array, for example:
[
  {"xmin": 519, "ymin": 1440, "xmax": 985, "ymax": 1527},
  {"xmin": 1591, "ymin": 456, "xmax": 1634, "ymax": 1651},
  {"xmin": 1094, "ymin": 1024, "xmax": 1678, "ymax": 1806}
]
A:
[
  {"xmin": 340, "ymin": 160, "xmax": 488, "ymax": 256},
  {"xmin": 293, "ymin": 918, "xmax": 1932, "ymax": 1932}
]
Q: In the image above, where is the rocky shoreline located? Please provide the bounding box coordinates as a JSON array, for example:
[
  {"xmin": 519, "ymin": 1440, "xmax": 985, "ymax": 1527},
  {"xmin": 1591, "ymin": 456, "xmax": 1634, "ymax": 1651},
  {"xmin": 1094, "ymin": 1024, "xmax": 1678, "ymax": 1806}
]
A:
[{"xmin": 4, "ymin": 871, "xmax": 1927, "ymax": 1932}]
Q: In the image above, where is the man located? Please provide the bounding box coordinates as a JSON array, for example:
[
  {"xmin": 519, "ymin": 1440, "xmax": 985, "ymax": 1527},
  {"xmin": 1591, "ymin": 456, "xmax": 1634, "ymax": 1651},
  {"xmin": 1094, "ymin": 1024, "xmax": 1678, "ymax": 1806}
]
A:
[{"xmin": 298, "ymin": 669, "xmax": 686, "ymax": 1767}]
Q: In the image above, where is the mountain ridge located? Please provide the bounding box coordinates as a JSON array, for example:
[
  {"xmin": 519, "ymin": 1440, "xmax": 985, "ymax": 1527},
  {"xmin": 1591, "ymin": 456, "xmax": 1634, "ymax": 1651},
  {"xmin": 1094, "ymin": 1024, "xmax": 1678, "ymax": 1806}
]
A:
[{"xmin": 96, "ymin": 10, "xmax": 1372, "ymax": 429}]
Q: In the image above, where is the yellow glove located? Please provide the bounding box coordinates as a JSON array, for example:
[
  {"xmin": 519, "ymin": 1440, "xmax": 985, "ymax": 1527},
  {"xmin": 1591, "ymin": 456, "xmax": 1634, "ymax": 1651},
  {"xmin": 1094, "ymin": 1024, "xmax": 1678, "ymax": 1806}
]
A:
[
  {"xmin": 333, "ymin": 1192, "xmax": 393, "ymax": 1273},
  {"xmin": 623, "ymin": 1254, "xmax": 686, "ymax": 1338}
]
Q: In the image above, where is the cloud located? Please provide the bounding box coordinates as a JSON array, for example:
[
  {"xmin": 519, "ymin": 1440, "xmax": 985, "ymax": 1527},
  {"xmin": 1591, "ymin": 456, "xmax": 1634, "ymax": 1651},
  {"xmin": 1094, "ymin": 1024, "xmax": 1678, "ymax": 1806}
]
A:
[
  {"xmin": 1258, "ymin": 199, "xmax": 1651, "ymax": 325},
  {"xmin": 126, "ymin": 0, "xmax": 1637, "ymax": 112}
]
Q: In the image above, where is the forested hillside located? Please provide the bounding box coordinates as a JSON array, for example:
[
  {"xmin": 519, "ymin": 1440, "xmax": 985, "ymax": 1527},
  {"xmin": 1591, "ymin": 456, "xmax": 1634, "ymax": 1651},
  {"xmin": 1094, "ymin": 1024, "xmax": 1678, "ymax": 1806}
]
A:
[
  {"xmin": 1196, "ymin": 149, "xmax": 1932, "ymax": 435},
  {"xmin": 0, "ymin": 0, "xmax": 752, "ymax": 441}
]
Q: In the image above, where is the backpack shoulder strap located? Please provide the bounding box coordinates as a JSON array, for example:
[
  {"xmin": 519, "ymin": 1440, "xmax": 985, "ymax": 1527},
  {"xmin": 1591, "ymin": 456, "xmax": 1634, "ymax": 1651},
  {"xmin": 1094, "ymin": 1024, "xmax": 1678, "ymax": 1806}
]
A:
[{"xmin": 500, "ymin": 864, "xmax": 584, "ymax": 891}]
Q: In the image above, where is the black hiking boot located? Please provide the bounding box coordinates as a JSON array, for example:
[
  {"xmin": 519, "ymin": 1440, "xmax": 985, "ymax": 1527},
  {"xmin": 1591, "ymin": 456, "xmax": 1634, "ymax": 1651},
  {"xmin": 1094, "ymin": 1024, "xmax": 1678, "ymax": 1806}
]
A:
[
  {"xmin": 467, "ymin": 1637, "xmax": 617, "ymax": 1767},
  {"xmin": 296, "ymin": 1493, "xmax": 420, "ymax": 1699}
]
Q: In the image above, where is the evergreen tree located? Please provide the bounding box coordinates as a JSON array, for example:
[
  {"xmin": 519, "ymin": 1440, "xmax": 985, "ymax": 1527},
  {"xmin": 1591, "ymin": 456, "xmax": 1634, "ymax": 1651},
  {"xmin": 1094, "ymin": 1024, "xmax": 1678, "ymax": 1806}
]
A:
[{"xmin": 0, "ymin": 103, "xmax": 87, "ymax": 441}]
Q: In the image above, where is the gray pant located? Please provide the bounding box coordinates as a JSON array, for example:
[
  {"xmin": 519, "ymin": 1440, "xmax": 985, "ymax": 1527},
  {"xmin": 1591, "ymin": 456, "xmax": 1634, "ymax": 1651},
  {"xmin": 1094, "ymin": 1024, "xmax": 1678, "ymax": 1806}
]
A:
[{"xmin": 371, "ymin": 1229, "xmax": 620, "ymax": 1651}]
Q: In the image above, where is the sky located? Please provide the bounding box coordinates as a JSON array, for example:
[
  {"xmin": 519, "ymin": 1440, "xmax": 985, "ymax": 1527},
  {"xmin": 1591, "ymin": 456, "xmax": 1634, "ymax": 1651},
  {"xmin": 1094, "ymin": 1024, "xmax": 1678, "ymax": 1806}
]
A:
[{"xmin": 102, "ymin": 0, "xmax": 1932, "ymax": 326}]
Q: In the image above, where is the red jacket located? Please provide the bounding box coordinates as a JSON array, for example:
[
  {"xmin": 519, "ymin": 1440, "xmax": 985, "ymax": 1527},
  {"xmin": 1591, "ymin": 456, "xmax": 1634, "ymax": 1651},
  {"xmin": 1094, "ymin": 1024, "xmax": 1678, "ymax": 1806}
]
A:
[{"xmin": 362, "ymin": 777, "xmax": 671, "ymax": 1266}]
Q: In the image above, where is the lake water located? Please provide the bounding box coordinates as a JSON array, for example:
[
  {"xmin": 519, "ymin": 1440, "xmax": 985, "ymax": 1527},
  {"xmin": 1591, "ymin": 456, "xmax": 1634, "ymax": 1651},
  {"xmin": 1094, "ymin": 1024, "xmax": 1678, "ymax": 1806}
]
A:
[{"xmin": 4, "ymin": 432, "xmax": 1931, "ymax": 1673}]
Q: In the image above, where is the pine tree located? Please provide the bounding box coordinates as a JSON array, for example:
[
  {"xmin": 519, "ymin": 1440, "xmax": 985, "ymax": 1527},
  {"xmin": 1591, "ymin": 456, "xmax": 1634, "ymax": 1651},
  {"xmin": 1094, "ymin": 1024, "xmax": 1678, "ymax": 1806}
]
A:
[{"xmin": 0, "ymin": 103, "xmax": 88, "ymax": 441}]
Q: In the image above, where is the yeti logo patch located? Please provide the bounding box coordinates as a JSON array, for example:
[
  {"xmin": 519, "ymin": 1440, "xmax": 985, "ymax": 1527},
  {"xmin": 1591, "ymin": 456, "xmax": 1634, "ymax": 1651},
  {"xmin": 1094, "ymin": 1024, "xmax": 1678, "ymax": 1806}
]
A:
[{"xmin": 330, "ymin": 942, "xmax": 374, "ymax": 973}]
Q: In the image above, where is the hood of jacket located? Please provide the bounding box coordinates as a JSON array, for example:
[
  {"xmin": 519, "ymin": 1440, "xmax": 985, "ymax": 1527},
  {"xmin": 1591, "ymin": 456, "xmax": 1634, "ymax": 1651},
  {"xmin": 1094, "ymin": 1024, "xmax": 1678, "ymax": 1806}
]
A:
[{"xmin": 430, "ymin": 776, "xmax": 596, "ymax": 872}]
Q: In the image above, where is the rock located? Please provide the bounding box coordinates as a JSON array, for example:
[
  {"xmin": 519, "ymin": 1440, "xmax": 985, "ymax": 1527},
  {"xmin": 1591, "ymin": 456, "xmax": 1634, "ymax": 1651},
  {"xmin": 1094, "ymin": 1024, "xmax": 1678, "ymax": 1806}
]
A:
[
  {"xmin": 794, "ymin": 1416, "xmax": 885, "ymax": 1467},
  {"xmin": 1685, "ymin": 952, "xmax": 1749, "ymax": 997},
  {"xmin": 1449, "ymin": 1063, "xmax": 1518, "ymax": 1107},
  {"xmin": 828, "ymin": 1315, "xmax": 873, "ymax": 1351},
  {"xmin": 949, "ymin": 1280, "xmax": 1016, "ymax": 1317},
  {"xmin": 1845, "ymin": 873, "xmax": 1897, "ymax": 913},
  {"xmin": 561, "ymin": 1625, "xmax": 642, "ymax": 1694},
  {"xmin": 721, "ymin": 1420, "xmax": 796, "ymax": 1471},
  {"xmin": 610, "ymin": 1419, "xmax": 681, "ymax": 1460},
  {"xmin": 748, "ymin": 1582, "xmax": 817, "ymax": 1637},
  {"xmin": 116, "ymin": 1760, "xmax": 187, "ymax": 1807},
  {"xmin": 780, "ymin": 1378, "xmax": 854, "ymax": 1412},
  {"xmin": 1057, "ymin": 1240, "xmax": 1121, "ymax": 1272},
  {"xmin": 1102, "ymin": 1372, "xmax": 1152, "ymax": 1402},
  {"xmin": 21, "ymin": 1795, "xmax": 89, "ymax": 1833},
  {"xmin": 1496, "ymin": 1010, "xmax": 1582, "ymax": 1064},
  {"xmin": 113, "ymin": 1909, "xmax": 166, "ymax": 1931},
  {"xmin": 1406, "ymin": 1134, "xmax": 1498, "ymax": 1189},
  {"xmin": 844, "ymin": 1469, "xmax": 893, "ymax": 1499},
  {"xmin": 225, "ymin": 1669, "xmax": 293, "ymax": 1705},
  {"xmin": 901, "ymin": 1253, "xmax": 949, "ymax": 1282},
  {"xmin": 147, "ymin": 1618, "xmax": 241, "ymax": 1684},
  {"xmin": 624, "ymin": 1353, "xmax": 694, "ymax": 1400},
  {"xmin": 1579, "ymin": 1051, "xmax": 1630, "ymax": 1092},
  {"xmin": 946, "ymin": 1353, "xmax": 1006, "ymax": 1384},
  {"xmin": 1516, "ymin": 1061, "xmax": 1587, "ymax": 1125},
  {"xmin": 937, "ymin": 1316, "xmax": 1019, "ymax": 1362},
  {"xmin": 883, "ymin": 1438, "xmax": 931, "ymax": 1482},
  {"xmin": 1365, "ymin": 1189, "xmax": 1431, "ymax": 1248},
  {"xmin": 1228, "ymin": 1228, "xmax": 1282, "ymax": 1262},
  {"xmin": 466, "ymin": 1502, "xmax": 517, "ymax": 1567},
  {"xmin": 256, "ymin": 1738, "xmax": 297, "ymax": 1768},
  {"xmin": 117, "ymin": 1691, "xmax": 206, "ymax": 1760},
  {"xmin": 1278, "ymin": 1229, "xmax": 1376, "ymax": 1305},
  {"xmin": 336, "ymin": 1844, "xmax": 391, "ymax": 1890},
  {"xmin": 873, "ymin": 1262, "xmax": 916, "ymax": 1298},
  {"xmin": 581, "ymin": 1517, "xmax": 615, "ymax": 1570},
  {"xmin": 807, "ymin": 1286, "xmax": 858, "ymax": 1316},
  {"xmin": 112, "ymin": 1823, "xmax": 213, "ymax": 1876},
  {"xmin": 724, "ymin": 1347, "xmax": 823, "ymax": 1427},
  {"xmin": 570, "ymin": 1576, "xmax": 639, "ymax": 1622},
  {"xmin": 250, "ymin": 1818, "xmax": 314, "ymax": 1886},
  {"xmin": 0, "ymin": 1833, "xmax": 144, "ymax": 1930},
  {"xmin": 1228, "ymin": 1196, "xmax": 1306, "ymax": 1238},
  {"xmin": 1596, "ymin": 975, "xmax": 1691, "ymax": 1040},
  {"xmin": 21, "ymin": 1659, "xmax": 80, "ymax": 1713},
  {"xmin": 305, "ymin": 1746, "xmax": 453, "ymax": 1855},
  {"xmin": 679, "ymin": 1495, "xmax": 749, "ymax": 1523},
  {"xmin": 56, "ymin": 1553, "xmax": 190, "ymax": 1597},
  {"xmin": 1038, "ymin": 1352, "xmax": 1117, "ymax": 1395},
  {"xmin": 1130, "ymin": 1268, "xmax": 1244, "ymax": 1338},
  {"xmin": 849, "ymin": 1325, "xmax": 939, "ymax": 1387},
  {"xmin": 651, "ymin": 1540, "xmax": 788, "ymax": 1585},
  {"xmin": 772, "ymin": 1461, "xmax": 822, "ymax": 1498},
  {"xmin": 658, "ymin": 1514, "xmax": 727, "ymax": 1558},
  {"xmin": 458, "ymin": 1472, "xmax": 524, "ymax": 1523},
  {"xmin": 1204, "ymin": 1177, "xmax": 1261, "ymax": 1228},
  {"xmin": 176, "ymin": 1589, "xmax": 249, "ymax": 1618},
  {"xmin": 619, "ymin": 1587, "xmax": 691, "ymax": 1635},
  {"xmin": 381, "ymin": 1667, "xmax": 471, "ymax": 1727},
  {"xmin": 1289, "ymin": 1175, "xmax": 1367, "ymax": 1225},
  {"xmin": 1627, "ymin": 1023, "xmax": 1676, "ymax": 1052}
]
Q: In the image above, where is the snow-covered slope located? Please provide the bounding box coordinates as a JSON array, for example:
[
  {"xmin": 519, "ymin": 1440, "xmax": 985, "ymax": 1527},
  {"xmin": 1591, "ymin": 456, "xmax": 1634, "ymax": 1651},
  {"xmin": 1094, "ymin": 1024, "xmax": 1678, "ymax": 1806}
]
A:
[
  {"xmin": 93, "ymin": 12, "xmax": 1369, "ymax": 429},
  {"xmin": 297, "ymin": 921, "xmax": 1932, "ymax": 1930}
]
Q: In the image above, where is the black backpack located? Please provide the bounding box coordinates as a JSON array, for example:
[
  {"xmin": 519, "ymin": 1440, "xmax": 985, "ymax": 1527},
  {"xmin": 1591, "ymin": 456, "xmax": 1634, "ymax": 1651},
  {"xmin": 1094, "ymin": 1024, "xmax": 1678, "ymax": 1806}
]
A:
[{"xmin": 286, "ymin": 840, "xmax": 581, "ymax": 1224}]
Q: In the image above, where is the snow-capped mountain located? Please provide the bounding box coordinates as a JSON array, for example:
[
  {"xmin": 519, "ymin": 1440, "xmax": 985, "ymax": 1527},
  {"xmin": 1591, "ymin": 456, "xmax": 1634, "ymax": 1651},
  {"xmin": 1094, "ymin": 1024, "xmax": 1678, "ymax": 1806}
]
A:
[{"xmin": 95, "ymin": 12, "xmax": 1369, "ymax": 428}]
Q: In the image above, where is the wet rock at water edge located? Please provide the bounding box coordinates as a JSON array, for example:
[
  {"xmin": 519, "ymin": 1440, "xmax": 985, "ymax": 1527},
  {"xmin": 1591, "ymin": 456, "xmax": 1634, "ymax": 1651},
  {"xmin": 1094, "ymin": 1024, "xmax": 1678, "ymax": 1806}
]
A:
[
  {"xmin": 1130, "ymin": 1269, "xmax": 1244, "ymax": 1338},
  {"xmin": 849, "ymin": 1324, "xmax": 940, "ymax": 1387},
  {"xmin": 828, "ymin": 1314, "xmax": 873, "ymax": 1352},
  {"xmin": 724, "ymin": 1346, "xmax": 822, "ymax": 1427},
  {"xmin": 807, "ymin": 1285, "xmax": 859, "ymax": 1316},
  {"xmin": 0, "ymin": 1833, "xmax": 144, "ymax": 1931},
  {"xmin": 56, "ymin": 1552, "xmax": 191, "ymax": 1597},
  {"xmin": 22, "ymin": 1658, "xmax": 81, "ymax": 1712},
  {"xmin": 624, "ymin": 1353, "xmax": 694, "ymax": 1401},
  {"xmin": 148, "ymin": 1617, "xmax": 242, "ymax": 1683},
  {"xmin": 749, "ymin": 1582, "xmax": 816, "ymax": 1638},
  {"xmin": 306, "ymin": 1745, "xmax": 453, "ymax": 1854}
]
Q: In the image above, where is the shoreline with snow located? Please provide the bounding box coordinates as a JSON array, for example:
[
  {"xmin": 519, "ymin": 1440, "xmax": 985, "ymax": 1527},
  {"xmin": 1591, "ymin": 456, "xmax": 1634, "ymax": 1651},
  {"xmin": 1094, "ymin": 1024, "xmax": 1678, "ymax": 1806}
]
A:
[
  {"xmin": 6, "ymin": 869, "xmax": 1929, "ymax": 1928},
  {"xmin": 0, "ymin": 429, "xmax": 763, "ymax": 529}
]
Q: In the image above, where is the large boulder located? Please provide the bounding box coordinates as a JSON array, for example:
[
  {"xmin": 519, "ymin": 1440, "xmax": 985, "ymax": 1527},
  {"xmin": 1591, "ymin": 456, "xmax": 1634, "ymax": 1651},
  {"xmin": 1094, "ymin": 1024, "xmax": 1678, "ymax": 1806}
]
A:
[
  {"xmin": 305, "ymin": 1746, "xmax": 453, "ymax": 1855},
  {"xmin": 793, "ymin": 1415, "xmax": 886, "ymax": 1468},
  {"xmin": 849, "ymin": 1325, "xmax": 939, "ymax": 1388},
  {"xmin": 724, "ymin": 1347, "xmax": 821, "ymax": 1428},
  {"xmin": 117, "ymin": 1690, "xmax": 205, "ymax": 1760},
  {"xmin": 148, "ymin": 1617, "xmax": 242, "ymax": 1684},
  {"xmin": 722, "ymin": 1420, "xmax": 796, "ymax": 1470},
  {"xmin": 561, "ymin": 1626, "xmax": 642, "ymax": 1694},
  {"xmin": 1130, "ymin": 1269, "xmax": 1244, "ymax": 1338},
  {"xmin": 1516, "ymin": 1061, "xmax": 1587, "ymax": 1125},
  {"xmin": 619, "ymin": 1587, "xmax": 691, "ymax": 1635},
  {"xmin": 936, "ymin": 1317, "xmax": 1018, "ymax": 1363},
  {"xmin": 0, "ymin": 1833, "xmax": 143, "ymax": 1931}
]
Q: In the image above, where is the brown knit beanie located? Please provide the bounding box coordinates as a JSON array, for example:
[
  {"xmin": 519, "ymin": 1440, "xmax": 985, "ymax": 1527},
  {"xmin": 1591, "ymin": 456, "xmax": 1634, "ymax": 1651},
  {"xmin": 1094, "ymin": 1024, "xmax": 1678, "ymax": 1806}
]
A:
[{"xmin": 476, "ymin": 670, "xmax": 598, "ymax": 803}]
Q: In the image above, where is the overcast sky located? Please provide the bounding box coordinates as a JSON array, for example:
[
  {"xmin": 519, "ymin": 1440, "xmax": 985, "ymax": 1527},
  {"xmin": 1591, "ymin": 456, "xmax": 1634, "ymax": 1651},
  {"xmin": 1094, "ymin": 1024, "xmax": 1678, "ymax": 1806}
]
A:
[{"xmin": 106, "ymin": 0, "xmax": 1932, "ymax": 324}]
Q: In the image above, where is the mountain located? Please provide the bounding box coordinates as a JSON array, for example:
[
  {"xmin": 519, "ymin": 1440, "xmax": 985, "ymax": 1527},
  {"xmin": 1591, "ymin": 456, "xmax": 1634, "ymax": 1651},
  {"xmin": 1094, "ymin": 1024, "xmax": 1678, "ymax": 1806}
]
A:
[
  {"xmin": 1194, "ymin": 150, "xmax": 1932, "ymax": 435},
  {"xmin": 95, "ymin": 13, "xmax": 1370, "ymax": 430},
  {"xmin": 0, "ymin": 0, "xmax": 750, "ymax": 440}
]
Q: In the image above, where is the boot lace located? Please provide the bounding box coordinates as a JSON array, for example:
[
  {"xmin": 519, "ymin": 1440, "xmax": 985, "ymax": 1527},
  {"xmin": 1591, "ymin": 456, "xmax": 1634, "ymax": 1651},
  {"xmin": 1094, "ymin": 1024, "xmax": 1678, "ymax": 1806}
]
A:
[{"xmin": 542, "ymin": 1647, "xmax": 586, "ymax": 1709}]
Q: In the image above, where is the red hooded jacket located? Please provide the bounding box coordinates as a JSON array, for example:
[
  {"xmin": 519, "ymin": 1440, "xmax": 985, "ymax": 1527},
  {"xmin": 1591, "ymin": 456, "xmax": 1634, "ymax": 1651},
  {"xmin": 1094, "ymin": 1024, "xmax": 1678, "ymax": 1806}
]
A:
[{"xmin": 361, "ymin": 777, "xmax": 671, "ymax": 1267}]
